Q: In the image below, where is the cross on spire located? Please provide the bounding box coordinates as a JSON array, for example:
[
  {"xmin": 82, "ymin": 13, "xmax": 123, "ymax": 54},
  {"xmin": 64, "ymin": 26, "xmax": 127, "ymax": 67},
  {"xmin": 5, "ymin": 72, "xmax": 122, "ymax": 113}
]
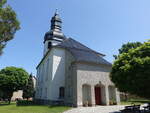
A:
[{"xmin": 55, "ymin": 9, "xmax": 58, "ymax": 15}]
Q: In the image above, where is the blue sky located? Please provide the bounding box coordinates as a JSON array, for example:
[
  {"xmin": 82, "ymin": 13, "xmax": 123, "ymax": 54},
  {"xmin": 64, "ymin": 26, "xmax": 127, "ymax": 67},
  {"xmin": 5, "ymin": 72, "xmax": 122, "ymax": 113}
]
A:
[{"xmin": 0, "ymin": 0, "xmax": 149, "ymax": 75}]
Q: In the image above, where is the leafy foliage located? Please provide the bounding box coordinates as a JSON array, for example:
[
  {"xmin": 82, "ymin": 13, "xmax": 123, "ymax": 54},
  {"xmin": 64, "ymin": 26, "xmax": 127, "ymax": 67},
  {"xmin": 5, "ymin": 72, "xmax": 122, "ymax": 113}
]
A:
[
  {"xmin": 0, "ymin": 0, "xmax": 20, "ymax": 55},
  {"xmin": 23, "ymin": 74, "xmax": 35, "ymax": 100},
  {"xmin": 113, "ymin": 42, "xmax": 142, "ymax": 59},
  {"xmin": 16, "ymin": 100, "xmax": 35, "ymax": 106},
  {"xmin": 0, "ymin": 67, "xmax": 29, "ymax": 103},
  {"xmin": 111, "ymin": 41, "xmax": 150, "ymax": 99}
]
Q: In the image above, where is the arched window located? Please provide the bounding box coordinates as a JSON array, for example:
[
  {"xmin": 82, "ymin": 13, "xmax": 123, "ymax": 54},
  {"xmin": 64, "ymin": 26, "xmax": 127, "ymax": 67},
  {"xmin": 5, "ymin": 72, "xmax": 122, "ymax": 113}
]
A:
[{"xmin": 59, "ymin": 87, "xmax": 65, "ymax": 98}]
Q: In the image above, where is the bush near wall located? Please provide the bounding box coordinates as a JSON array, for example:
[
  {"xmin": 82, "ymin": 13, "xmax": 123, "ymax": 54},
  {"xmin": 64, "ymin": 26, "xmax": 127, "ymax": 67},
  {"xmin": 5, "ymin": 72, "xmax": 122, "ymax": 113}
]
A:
[{"xmin": 16, "ymin": 100, "xmax": 35, "ymax": 106}]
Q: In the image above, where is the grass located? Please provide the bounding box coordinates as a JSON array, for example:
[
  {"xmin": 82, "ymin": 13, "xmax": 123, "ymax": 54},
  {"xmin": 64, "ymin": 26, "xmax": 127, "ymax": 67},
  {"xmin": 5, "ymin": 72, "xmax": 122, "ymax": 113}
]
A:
[
  {"xmin": 0, "ymin": 102, "xmax": 71, "ymax": 113},
  {"xmin": 121, "ymin": 98, "xmax": 150, "ymax": 105}
]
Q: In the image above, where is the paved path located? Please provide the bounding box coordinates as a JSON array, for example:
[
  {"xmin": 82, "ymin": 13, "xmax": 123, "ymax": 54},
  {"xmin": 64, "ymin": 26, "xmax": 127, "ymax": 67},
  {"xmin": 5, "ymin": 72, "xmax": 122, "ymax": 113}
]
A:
[{"xmin": 64, "ymin": 105, "xmax": 125, "ymax": 113}]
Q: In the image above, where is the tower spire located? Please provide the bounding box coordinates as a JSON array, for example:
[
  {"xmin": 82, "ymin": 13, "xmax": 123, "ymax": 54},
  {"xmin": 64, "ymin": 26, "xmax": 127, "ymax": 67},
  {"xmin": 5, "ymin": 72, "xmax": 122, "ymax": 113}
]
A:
[
  {"xmin": 50, "ymin": 9, "xmax": 62, "ymax": 31},
  {"xmin": 44, "ymin": 10, "xmax": 65, "ymax": 43},
  {"xmin": 55, "ymin": 9, "xmax": 58, "ymax": 15},
  {"xmin": 43, "ymin": 10, "xmax": 66, "ymax": 55}
]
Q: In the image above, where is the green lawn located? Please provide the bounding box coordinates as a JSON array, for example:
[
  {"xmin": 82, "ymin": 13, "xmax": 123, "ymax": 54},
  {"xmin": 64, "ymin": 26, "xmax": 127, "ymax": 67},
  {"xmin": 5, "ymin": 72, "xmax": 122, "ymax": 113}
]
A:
[
  {"xmin": 121, "ymin": 99, "xmax": 150, "ymax": 105},
  {"xmin": 0, "ymin": 103, "xmax": 71, "ymax": 113}
]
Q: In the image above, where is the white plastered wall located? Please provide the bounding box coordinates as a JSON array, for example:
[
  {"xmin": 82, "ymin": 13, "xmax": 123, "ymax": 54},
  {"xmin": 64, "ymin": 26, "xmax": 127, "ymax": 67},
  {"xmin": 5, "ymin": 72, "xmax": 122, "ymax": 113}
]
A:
[{"xmin": 36, "ymin": 47, "xmax": 65, "ymax": 101}]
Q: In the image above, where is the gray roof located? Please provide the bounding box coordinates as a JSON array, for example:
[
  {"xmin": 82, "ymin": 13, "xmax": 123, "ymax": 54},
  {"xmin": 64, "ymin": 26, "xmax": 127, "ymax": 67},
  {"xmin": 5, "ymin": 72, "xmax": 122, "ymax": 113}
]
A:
[{"xmin": 56, "ymin": 38, "xmax": 111, "ymax": 66}]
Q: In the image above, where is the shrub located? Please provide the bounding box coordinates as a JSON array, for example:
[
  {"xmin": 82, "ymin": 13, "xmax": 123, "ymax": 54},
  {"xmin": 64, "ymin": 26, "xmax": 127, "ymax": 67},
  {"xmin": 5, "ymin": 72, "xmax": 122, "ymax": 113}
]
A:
[{"xmin": 16, "ymin": 100, "xmax": 35, "ymax": 106}]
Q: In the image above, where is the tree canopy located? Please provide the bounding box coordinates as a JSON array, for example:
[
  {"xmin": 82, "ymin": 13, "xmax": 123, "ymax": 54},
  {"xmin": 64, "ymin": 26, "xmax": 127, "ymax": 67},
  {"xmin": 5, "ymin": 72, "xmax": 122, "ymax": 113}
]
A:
[
  {"xmin": 113, "ymin": 42, "xmax": 142, "ymax": 59},
  {"xmin": 111, "ymin": 41, "xmax": 150, "ymax": 99},
  {"xmin": 0, "ymin": 0, "xmax": 20, "ymax": 55},
  {"xmin": 0, "ymin": 67, "xmax": 29, "ymax": 103},
  {"xmin": 23, "ymin": 74, "xmax": 35, "ymax": 100}
]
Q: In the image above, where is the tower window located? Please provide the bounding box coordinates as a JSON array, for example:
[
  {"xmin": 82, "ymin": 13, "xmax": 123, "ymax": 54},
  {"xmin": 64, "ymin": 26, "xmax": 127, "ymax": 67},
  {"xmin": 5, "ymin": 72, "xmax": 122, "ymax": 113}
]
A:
[
  {"xmin": 59, "ymin": 87, "xmax": 65, "ymax": 99},
  {"xmin": 48, "ymin": 42, "xmax": 52, "ymax": 49}
]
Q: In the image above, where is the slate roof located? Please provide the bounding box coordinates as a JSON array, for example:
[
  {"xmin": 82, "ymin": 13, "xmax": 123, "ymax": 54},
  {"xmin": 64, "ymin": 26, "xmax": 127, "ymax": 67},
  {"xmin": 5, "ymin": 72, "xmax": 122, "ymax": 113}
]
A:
[{"xmin": 56, "ymin": 38, "xmax": 111, "ymax": 66}]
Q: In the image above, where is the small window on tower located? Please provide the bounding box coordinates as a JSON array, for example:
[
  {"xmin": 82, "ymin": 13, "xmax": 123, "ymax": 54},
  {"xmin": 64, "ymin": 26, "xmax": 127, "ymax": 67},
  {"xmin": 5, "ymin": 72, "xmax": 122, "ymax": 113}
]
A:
[{"xmin": 48, "ymin": 42, "xmax": 52, "ymax": 49}]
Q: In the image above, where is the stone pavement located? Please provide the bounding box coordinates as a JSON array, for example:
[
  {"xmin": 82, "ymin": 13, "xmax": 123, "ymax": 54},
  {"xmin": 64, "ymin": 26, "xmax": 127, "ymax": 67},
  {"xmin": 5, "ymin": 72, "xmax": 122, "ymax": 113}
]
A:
[{"xmin": 63, "ymin": 105, "xmax": 125, "ymax": 113}]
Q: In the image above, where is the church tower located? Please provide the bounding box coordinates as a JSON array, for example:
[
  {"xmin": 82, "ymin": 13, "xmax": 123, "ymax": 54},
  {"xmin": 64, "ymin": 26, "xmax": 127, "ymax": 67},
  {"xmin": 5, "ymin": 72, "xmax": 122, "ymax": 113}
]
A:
[{"xmin": 43, "ymin": 11, "xmax": 66, "ymax": 55}]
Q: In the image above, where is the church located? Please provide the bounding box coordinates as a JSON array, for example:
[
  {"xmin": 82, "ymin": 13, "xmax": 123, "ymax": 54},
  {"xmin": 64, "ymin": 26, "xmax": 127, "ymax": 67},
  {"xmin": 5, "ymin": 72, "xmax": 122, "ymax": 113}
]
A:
[{"xmin": 35, "ymin": 11, "xmax": 120, "ymax": 107}]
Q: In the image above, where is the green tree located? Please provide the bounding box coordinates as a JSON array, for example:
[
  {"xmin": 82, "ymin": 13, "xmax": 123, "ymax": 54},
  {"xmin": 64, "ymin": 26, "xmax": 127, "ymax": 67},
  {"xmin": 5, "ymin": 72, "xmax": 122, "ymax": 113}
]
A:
[
  {"xmin": 0, "ymin": 0, "xmax": 20, "ymax": 55},
  {"xmin": 0, "ymin": 67, "xmax": 29, "ymax": 104},
  {"xmin": 111, "ymin": 41, "xmax": 150, "ymax": 99},
  {"xmin": 23, "ymin": 74, "xmax": 35, "ymax": 100},
  {"xmin": 113, "ymin": 42, "xmax": 142, "ymax": 59}
]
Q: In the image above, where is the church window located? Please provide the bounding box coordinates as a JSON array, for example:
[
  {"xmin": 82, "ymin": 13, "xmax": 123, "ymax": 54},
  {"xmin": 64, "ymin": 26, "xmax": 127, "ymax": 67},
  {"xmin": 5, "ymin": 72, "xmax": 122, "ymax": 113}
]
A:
[
  {"xmin": 48, "ymin": 42, "xmax": 52, "ymax": 49},
  {"xmin": 59, "ymin": 87, "xmax": 65, "ymax": 98},
  {"xmin": 36, "ymin": 89, "xmax": 39, "ymax": 97},
  {"xmin": 41, "ymin": 64, "xmax": 44, "ymax": 83},
  {"xmin": 38, "ymin": 67, "xmax": 41, "ymax": 82},
  {"xmin": 45, "ymin": 88, "xmax": 47, "ymax": 98},
  {"xmin": 46, "ymin": 59, "xmax": 49, "ymax": 80},
  {"xmin": 40, "ymin": 88, "xmax": 42, "ymax": 98},
  {"xmin": 68, "ymin": 86, "xmax": 71, "ymax": 97}
]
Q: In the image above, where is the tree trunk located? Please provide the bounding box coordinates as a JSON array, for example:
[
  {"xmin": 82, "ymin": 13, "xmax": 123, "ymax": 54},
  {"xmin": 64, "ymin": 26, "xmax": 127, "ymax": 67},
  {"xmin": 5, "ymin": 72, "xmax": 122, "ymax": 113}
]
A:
[
  {"xmin": 7, "ymin": 91, "xmax": 13, "ymax": 104},
  {"xmin": 8, "ymin": 98, "xmax": 11, "ymax": 104},
  {"xmin": 125, "ymin": 93, "xmax": 128, "ymax": 101}
]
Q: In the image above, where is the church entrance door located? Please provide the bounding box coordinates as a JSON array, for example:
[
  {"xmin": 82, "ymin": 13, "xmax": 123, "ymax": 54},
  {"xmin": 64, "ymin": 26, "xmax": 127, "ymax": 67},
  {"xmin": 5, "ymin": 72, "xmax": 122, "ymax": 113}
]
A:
[{"xmin": 95, "ymin": 86, "xmax": 101, "ymax": 105}]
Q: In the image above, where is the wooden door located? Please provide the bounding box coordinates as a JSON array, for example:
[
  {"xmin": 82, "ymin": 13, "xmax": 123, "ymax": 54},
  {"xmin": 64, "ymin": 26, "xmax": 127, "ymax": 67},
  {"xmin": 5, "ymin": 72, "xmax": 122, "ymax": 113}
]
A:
[{"xmin": 95, "ymin": 87, "xmax": 101, "ymax": 105}]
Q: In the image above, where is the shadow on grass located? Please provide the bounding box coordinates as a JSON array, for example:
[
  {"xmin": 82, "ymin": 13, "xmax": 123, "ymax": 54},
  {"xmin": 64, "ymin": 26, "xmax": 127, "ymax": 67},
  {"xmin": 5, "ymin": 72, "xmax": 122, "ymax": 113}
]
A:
[
  {"xmin": 16, "ymin": 104, "xmax": 70, "ymax": 109},
  {"xmin": 0, "ymin": 102, "xmax": 16, "ymax": 106},
  {"xmin": 16, "ymin": 100, "xmax": 68, "ymax": 108},
  {"xmin": 16, "ymin": 104, "xmax": 47, "ymax": 107},
  {"xmin": 48, "ymin": 105, "xmax": 67, "ymax": 108},
  {"xmin": 0, "ymin": 103, "xmax": 9, "ymax": 106}
]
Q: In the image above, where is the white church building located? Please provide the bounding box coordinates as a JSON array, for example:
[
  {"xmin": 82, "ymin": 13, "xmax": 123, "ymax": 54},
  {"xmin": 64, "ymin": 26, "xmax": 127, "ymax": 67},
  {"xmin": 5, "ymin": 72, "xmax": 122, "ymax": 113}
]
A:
[{"xmin": 35, "ymin": 11, "xmax": 120, "ymax": 107}]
